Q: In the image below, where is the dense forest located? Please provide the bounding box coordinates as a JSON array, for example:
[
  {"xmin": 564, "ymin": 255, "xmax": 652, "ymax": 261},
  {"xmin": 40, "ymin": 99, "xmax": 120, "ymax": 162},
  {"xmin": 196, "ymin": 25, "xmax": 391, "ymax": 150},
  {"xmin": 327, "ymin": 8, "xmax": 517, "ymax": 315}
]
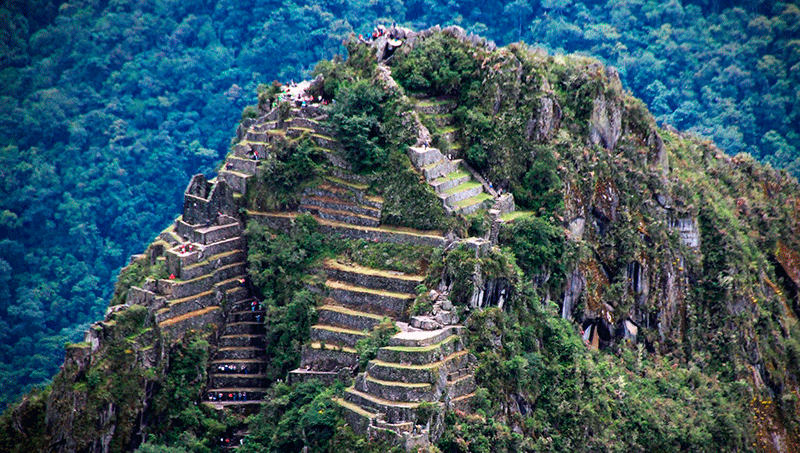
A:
[{"xmin": 1, "ymin": 0, "xmax": 799, "ymax": 411}]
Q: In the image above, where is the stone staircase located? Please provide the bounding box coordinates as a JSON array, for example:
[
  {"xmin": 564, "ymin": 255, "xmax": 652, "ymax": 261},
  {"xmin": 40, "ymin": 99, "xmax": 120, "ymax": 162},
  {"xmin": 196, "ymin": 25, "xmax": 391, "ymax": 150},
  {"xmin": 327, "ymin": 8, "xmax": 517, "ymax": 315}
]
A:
[
  {"xmin": 230, "ymin": 91, "xmax": 479, "ymax": 446},
  {"xmin": 409, "ymin": 98, "xmax": 493, "ymax": 215},
  {"xmin": 205, "ymin": 296, "xmax": 269, "ymax": 414}
]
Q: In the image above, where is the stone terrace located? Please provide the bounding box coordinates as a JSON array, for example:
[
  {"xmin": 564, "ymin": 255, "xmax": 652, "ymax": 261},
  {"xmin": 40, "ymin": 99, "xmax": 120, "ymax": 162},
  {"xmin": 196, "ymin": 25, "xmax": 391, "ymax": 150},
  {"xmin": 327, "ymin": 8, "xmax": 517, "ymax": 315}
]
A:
[
  {"xmin": 289, "ymin": 258, "xmax": 422, "ymax": 384},
  {"xmin": 408, "ymin": 97, "xmax": 494, "ymax": 215},
  {"xmin": 336, "ymin": 326, "xmax": 476, "ymax": 446},
  {"xmin": 152, "ymin": 172, "xmax": 270, "ymax": 412}
]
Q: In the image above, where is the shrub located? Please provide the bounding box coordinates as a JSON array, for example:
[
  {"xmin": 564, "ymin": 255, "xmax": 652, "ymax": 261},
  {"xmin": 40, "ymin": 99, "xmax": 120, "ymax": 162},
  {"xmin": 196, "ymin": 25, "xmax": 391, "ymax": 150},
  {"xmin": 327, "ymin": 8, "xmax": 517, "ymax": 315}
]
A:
[{"xmin": 355, "ymin": 318, "xmax": 398, "ymax": 370}]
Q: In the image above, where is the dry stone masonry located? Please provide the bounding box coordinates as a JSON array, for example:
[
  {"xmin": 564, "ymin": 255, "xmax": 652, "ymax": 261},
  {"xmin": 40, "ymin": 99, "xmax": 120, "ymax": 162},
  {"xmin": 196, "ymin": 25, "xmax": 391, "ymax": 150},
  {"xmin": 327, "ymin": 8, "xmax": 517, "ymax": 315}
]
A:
[{"xmin": 238, "ymin": 99, "xmax": 479, "ymax": 446}]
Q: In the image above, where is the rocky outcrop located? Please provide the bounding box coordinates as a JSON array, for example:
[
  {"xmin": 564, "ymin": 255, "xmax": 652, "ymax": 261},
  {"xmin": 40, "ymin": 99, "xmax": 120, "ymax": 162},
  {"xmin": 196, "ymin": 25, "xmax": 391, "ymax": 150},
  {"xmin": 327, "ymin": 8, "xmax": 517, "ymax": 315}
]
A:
[{"xmin": 588, "ymin": 67, "xmax": 623, "ymax": 151}]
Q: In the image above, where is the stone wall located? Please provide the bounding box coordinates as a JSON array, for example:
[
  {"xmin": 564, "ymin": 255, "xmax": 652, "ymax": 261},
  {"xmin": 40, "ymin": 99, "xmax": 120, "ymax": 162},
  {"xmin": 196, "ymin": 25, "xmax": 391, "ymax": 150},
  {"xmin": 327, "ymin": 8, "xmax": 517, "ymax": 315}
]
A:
[{"xmin": 181, "ymin": 175, "xmax": 236, "ymax": 226}]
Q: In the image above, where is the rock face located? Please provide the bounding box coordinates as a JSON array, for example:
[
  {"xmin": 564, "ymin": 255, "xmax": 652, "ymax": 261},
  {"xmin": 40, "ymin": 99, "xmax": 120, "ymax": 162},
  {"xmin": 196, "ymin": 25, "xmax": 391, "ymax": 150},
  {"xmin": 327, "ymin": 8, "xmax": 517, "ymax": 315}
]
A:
[{"xmin": 589, "ymin": 67, "xmax": 622, "ymax": 151}]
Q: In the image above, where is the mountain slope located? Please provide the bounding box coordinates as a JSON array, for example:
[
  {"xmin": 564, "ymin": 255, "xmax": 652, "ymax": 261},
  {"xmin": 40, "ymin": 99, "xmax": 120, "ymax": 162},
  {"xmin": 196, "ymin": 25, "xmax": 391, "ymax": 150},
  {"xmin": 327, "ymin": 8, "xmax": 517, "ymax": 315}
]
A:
[{"xmin": 2, "ymin": 26, "xmax": 799, "ymax": 453}]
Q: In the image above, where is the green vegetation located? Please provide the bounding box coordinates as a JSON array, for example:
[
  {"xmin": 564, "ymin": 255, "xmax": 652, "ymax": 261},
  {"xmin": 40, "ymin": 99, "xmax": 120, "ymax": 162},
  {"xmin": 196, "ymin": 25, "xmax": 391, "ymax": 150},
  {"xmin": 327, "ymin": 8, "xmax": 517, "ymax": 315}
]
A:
[
  {"xmin": 499, "ymin": 216, "xmax": 567, "ymax": 290},
  {"xmin": 339, "ymin": 240, "xmax": 435, "ymax": 275},
  {"xmin": 448, "ymin": 306, "xmax": 754, "ymax": 451},
  {"xmin": 355, "ymin": 318, "xmax": 399, "ymax": 370},
  {"xmin": 246, "ymin": 215, "xmax": 326, "ymax": 381},
  {"xmin": 393, "ymin": 32, "xmax": 481, "ymax": 96},
  {"xmin": 248, "ymin": 136, "xmax": 325, "ymax": 211},
  {"xmin": 237, "ymin": 380, "xmax": 401, "ymax": 453}
]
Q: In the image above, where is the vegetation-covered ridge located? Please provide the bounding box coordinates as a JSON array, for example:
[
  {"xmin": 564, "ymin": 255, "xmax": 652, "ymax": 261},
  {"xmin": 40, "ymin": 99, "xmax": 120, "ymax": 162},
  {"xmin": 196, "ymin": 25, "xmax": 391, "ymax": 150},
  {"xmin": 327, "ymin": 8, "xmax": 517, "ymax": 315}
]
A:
[
  {"xmin": 2, "ymin": 23, "xmax": 800, "ymax": 453},
  {"xmin": 3, "ymin": 0, "xmax": 800, "ymax": 409}
]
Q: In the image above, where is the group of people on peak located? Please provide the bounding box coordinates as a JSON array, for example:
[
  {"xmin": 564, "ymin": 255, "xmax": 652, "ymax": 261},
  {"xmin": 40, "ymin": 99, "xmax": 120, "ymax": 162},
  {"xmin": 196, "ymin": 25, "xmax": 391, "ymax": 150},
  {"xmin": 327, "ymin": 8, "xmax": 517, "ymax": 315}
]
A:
[{"xmin": 358, "ymin": 22, "xmax": 404, "ymax": 43}]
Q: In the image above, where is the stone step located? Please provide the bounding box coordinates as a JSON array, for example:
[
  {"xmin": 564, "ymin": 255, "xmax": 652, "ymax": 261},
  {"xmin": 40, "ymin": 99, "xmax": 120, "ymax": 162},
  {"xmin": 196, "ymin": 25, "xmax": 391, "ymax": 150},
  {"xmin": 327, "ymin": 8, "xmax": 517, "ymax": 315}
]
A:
[
  {"xmin": 208, "ymin": 373, "xmax": 269, "ymax": 389},
  {"xmin": 209, "ymin": 359, "xmax": 267, "ymax": 375},
  {"xmin": 176, "ymin": 219, "xmax": 242, "ymax": 245},
  {"xmin": 326, "ymin": 279, "xmax": 414, "ymax": 319},
  {"xmin": 324, "ymin": 176, "xmax": 383, "ymax": 209},
  {"xmin": 158, "ymin": 228, "xmax": 182, "ymax": 246},
  {"xmin": 165, "ymin": 262, "xmax": 246, "ymax": 300},
  {"xmin": 300, "ymin": 342, "xmax": 358, "ymax": 371},
  {"xmin": 222, "ymin": 322, "xmax": 266, "ymax": 336},
  {"xmin": 366, "ymin": 350, "xmax": 471, "ymax": 384},
  {"xmin": 180, "ymin": 249, "xmax": 245, "ymax": 280},
  {"xmin": 373, "ymin": 418, "xmax": 415, "ymax": 435},
  {"xmin": 439, "ymin": 127, "xmax": 459, "ymax": 143},
  {"xmin": 429, "ymin": 113, "xmax": 455, "ymax": 128},
  {"xmin": 317, "ymin": 147, "xmax": 351, "ymax": 170},
  {"xmin": 452, "ymin": 193, "xmax": 492, "ymax": 215},
  {"xmin": 204, "ymin": 401, "xmax": 264, "ymax": 416},
  {"xmin": 311, "ymin": 133, "xmax": 343, "ymax": 152},
  {"xmin": 377, "ymin": 335, "xmax": 463, "ymax": 365},
  {"xmin": 287, "ymin": 369, "xmax": 342, "ymax": 385},
  {"xmin": 422, "ymin": 159, "xmax": 456, "ymax": 182},
  {"xmin": 223, "ymin": 156, "xmax": 258, "ymax": 175},
  {"xmin": 223, "ymin": 285, "xmax": 250, "ymax": 304},
  {"xmin": 218, "ymin": 170, "xmax": 251, "ymax": 194},
  {"xmin": 310, "ymin": 324, "xmax": 369, "ymax": 348},
  {"xmin": 206, "ymin": 387, "xmax": 268, "ymax": 400},
  {"xmin": 286, "ymin": 117, "xmax": 332, "ymax": 136},
  {"xmin": 245, "ymin": 131, "xmax": 272, "ymax": 142},
  {"xmin": 344, "ymin": 387, "xmax": 421, "ymax": 424},
  {"xmin": 214, "ymin": 274, "xmax": 250, "ymax": 294},
  {"xmin": 301, "ymin": 195, "xmax": 381, "ymax": 218},
  {"xmin": 218, "ymin": 334, "xmax": 266, "ymax": 348},
  {"xmin": 322, "ymin": 260, "xmax": 423, "ymax": 294},
  {"xmin": 334, "ymin": 397, "xmax": 380, "ymax": 436},
  {"xmin": 202, "ymin": 236, "xmax": 246, "ymax": 259},
  {"xmin": 430, "ymin": 171, "xmax": 471, "ymax": 194},
  {"xmin": 355, "ymin": 373, "xmax": 435, "ymax": 403},
  {"xmin": 155, "ymin": 290, "xmax": 215, "ymax": 324},
  {"xmin": 305, "ymin": 184, "xmax": 357, "ymax": 205},
  {"xmin": 317, "ymin": 302, "xmax": 387, "ymax": 332},
  {"xmin": 213, "ymin": 347, "xmax": 265, "ymax": 361},
  {"xmin": 442, "ymin": 182, "xmax": 483, "ymax": 206},
  {"xmin": 407, "ymin": 146, "xmax": 444, "ymax": 168},
  {"xmin": 230, "ymin": 298, "xmax": 262, "ymax": 313},
  {"xmin": 447, "ymin": 374, "xmax": 476, "ymax": 400},
  {"xmin": 158, "ymin": 306, "xmax": 222, "ymax": 334},
  {"xmin": 227, "ymin": 310, "xmax": 265, "ymax": 323},
  {"xmin": 389, "ymin": 326, "xmax": 463, "ymax": 348},
  {"xmin": 306, "ymin": 179, "xmax": 383, "ymax": 211},
  {"xmin": 247, "ymin": 211, "xmax": 446, "ymax": 247},
  {"xmin": 450, "ymin": 391, "xmax": 475, "ymax": 412},
  {"xmin": 250, "ymin": 120, "xmax": 278, "ymax": 132},
  {"xmin": 299, "ymin": 205, "xmax": 380, "ymax": 227}
]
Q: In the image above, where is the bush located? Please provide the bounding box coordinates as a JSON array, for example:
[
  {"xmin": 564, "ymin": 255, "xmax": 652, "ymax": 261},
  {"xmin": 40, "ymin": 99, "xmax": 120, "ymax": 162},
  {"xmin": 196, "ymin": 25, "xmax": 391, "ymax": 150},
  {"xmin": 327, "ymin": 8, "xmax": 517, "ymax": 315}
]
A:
[
  {"xmin": 498, "ymin": 216, "xmax": 565, "ymax": 287},
  {"xmin": 355, "ymin": 318, "xmax": 398, "ymax": 370},
  {"xmin": 330, "ymin": 79, "xmax": 388, "ymax": 172}
]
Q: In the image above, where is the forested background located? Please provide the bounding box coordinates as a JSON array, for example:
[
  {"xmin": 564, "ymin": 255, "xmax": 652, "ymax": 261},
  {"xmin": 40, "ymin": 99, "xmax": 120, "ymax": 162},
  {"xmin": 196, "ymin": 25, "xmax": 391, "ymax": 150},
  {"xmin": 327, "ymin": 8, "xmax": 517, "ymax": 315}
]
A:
[{"xmin": 0, "ymin": 0, "xmax": 798, "ymax": 409}]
